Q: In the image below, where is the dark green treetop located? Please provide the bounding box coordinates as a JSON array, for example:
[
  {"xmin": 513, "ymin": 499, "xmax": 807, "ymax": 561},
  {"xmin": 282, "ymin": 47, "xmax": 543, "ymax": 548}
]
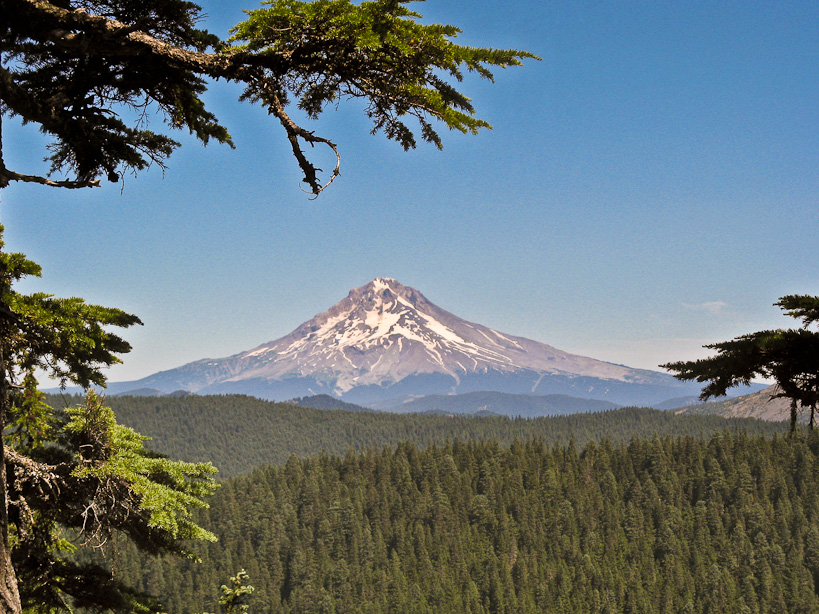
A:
[
  {"xmin": 218, "ymin": 570, "xmax": 254, "ymax": 614},
  {"xmin": 663, "ymin": 295, "xmax": 819, "ymax": 432}
]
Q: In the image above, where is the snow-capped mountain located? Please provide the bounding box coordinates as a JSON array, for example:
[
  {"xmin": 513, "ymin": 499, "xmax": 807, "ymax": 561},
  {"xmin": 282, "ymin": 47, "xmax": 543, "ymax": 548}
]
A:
[{"xmin": 108, "ymin": 277, "xmax": 703, "ymax": 405}]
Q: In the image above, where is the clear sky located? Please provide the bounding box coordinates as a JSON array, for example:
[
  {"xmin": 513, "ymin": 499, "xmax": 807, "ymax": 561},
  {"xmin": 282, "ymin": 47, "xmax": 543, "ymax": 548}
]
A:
[{"xmin": 2, "ymin": 0, "xmax": 817, "ymax": 384}]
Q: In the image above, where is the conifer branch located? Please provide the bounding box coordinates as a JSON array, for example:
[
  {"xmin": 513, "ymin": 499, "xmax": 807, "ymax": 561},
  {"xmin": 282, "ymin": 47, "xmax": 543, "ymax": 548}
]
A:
[
  {"xmin": 6, "ymin": 447, "xmax": 63, "ymax": 496},
  {"xmin": 1, "ymin": 0, "xmax": 537, "ymax": 195},
  {"xmin": 264, "ymin": 87, "xmax": 340, "ymax": 196}
]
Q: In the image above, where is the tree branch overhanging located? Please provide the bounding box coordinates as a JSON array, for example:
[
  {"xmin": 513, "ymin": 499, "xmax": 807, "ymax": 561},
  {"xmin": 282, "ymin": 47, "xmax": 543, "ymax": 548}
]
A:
[
  {"xmin": 1, "ymin": 0, "xmax": 538, "ymax": 195},
  {"xmin": 263, "ymin": 85, "xmax": 340, "ymax": 196},
  {"xmin": 0, "ymin": 168, "xmax": 100, "ymax": 190},
  {"xmin": 663, "ymin": 295, "xmax": 819, "ymax": 433}
]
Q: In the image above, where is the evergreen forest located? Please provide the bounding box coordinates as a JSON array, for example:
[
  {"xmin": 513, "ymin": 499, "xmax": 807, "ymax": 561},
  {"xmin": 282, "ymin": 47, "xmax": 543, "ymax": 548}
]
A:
[
  {"xmin": 55, "ymin": 394, "xmax": 819, "ymax": 613},
  {"xmin": 45, "ymin": 394, "xmax": 785, "ymax": 477},
  {"xmin": 106, "ymin": 430, "xmax": 819, "ymax": 613}
]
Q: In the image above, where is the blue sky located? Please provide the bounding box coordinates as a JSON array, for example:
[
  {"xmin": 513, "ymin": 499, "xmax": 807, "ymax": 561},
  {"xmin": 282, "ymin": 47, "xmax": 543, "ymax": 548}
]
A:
[{"xmin": 2, "ymin": 0, "xmax": 817, "ymax": 383}]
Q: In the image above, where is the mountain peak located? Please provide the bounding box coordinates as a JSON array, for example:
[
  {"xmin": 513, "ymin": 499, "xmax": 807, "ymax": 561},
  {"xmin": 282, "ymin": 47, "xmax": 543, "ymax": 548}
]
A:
[
  {"xmin": 369, "ymin": 276, "xmax": 400, "ymax": 290},
  {"xmin": 346, "ymin": 277, "xmax": 426, "ymax": 309},
  {"xmin": 237, "ymin": 277, "xmax": 673, "ymax": 397},
  {"xmin": 111, "ymin": 279, "xmax": 700, "ymax": 405},
  {"xmin": 353, "ymin": 276, "xmax": 407, "ymax": 295}
]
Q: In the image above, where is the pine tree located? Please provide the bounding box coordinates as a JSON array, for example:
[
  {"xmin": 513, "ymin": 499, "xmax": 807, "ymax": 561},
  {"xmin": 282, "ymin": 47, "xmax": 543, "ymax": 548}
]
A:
[
  {"xmin": 217, "ymin": 570, "xmax": 255, "ymax": 614},
  {"xmin": 13, "ymin": 390, "xmax": 218, "ymax": 613},
  {"xmin": 663, "ymin": 295, "xmax": 819, "ymax": 433},
  {"xmin": 0, "ymin": 232, "xmax": 217, "ymax": 614}
]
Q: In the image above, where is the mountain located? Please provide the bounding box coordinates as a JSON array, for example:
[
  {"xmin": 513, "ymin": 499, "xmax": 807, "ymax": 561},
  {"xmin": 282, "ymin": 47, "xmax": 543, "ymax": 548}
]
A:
[
  {"xmin": 675, "ymin": 385, "xmax": 795, "ymax": 423},
  {"xmin": 106, "ymin": 277, "xmax": 714, "ymax": 405}
]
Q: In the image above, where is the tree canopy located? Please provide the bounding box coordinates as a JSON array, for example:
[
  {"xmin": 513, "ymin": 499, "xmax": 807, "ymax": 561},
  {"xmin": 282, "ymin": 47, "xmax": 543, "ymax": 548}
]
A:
[
  {"xmin": 0, "ymin": 230, "xmax": 218, "ymax": 614},
  {"xmin": 0, "ymin": 0, "xmax": 538, "ymax": 195},
  {"xmin": 107, "ymin": 432, "xmax": 819, "ymax": 614},
  {"xmin": 663, "ymin": 295, "xmax": 819, "ymax": 433}
]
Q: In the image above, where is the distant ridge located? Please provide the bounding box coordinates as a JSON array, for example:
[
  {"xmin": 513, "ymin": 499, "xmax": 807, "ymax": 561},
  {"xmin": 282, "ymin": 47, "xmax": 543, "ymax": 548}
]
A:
[
  {"xmin": 47, "ymin": 394, "xmax": 786, "ymax": 478},
  {"xmin": 652, "ymin": 395, "xmax": 702, "ymax": 410},
  {"xmin": 676, "ymin": 385, "xmax": 795, "ymax": 423},
  {"xmin": 111, "ymin": 388, "xmax": 195, "ymax": 398},
  {"xmin": 289, "ymin": 394, "xmax": 371, "ymax": 412},
  {"xmin": 103, "ymin": 277, "xmax": 738, "ymax": 406},
  {"xmin": 371, "ymin": 391, "xmax": 620, "ymax": 417}
]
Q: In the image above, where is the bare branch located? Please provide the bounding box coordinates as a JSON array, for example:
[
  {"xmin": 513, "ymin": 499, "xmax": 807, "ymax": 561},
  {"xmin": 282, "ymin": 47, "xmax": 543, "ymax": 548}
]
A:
[
  {"xmin": 6, "ymin": 447, "xmax": 63, "ymax": 498},
  {"xmin": 264, "ymin": 85, "xmax": 340, "ymax": 195},
  {"xmin": 0, "ymin": 168, "xmax": 101, "ymax": 189}
]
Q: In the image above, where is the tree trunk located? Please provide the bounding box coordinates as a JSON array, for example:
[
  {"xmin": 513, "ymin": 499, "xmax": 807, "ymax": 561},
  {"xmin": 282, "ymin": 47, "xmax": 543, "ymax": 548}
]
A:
[
  {"xmin": 790, "ymin": 399, "xmax": 798, "ymax": 434},
  {"xmin": 0, "ymin": 318, "xmax": 21, "ymax": 614},
  {"xmin": 0, "ymin": 441, "xmax": 20, "ymax": 614}
]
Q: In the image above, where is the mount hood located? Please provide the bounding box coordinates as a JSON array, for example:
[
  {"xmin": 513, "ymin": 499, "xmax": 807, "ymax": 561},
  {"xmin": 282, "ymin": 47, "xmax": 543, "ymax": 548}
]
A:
[{"xmin": 108, "ymin": 277, "xmax": 703, "ymax": 406}]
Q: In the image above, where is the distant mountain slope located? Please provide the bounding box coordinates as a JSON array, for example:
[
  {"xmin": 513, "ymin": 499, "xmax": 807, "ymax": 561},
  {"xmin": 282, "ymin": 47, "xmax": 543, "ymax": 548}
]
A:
[
  {"xmin": 105, "ymin": 278, "xmax": 708, "ymax": 406},
  {"xmin": 289, "ymin": 394, "xmax": 371, "ymax": 412},
  {"xmin": 651, "ymin": 395, "xmax": 702, "ymax": 410},
  {"xmin": 111, "ymin": 388, "xmax": 195, "ymax": 398},
  {"xmin": 376, "ymin": 391, "xmax": 620, "ymax": 417},
  {"xmin": 675, "ymin": 385, "xmax": 797, "ymax": 423}
]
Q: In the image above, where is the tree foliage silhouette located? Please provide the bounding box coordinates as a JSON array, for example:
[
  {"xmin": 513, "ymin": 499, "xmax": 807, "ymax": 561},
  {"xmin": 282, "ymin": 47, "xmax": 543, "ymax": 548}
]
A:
[{"xmin": 663, "ymin": 295, "xmax": 819, "ymax": 432}]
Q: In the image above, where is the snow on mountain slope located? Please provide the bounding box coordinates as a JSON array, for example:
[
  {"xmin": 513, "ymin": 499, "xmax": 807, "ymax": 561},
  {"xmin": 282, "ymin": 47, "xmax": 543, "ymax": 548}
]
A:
[
  {"xmin": 237, "ymin": 277, "xmax": 664, "ymax": 387},
  {"xmin": 110, "ymin": 278, "xmax": 695, "ymax": 404}
]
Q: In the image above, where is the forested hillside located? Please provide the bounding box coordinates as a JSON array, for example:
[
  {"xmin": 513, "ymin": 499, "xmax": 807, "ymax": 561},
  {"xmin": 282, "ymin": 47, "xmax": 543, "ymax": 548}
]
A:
[
  {"xmin": 110, "ymin": 432, "xmax": 819, "ymax": 613},
  {"xmin": 372, "ymin": 391, "xmax": 620, "ymax": 417},
  {"xmin": 677, "ymin": 386, "xmax": 793, "ymax": 423},
  {"xmin": 44, "ymin": 394, "xmax": 786, "ymax": 477}
]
